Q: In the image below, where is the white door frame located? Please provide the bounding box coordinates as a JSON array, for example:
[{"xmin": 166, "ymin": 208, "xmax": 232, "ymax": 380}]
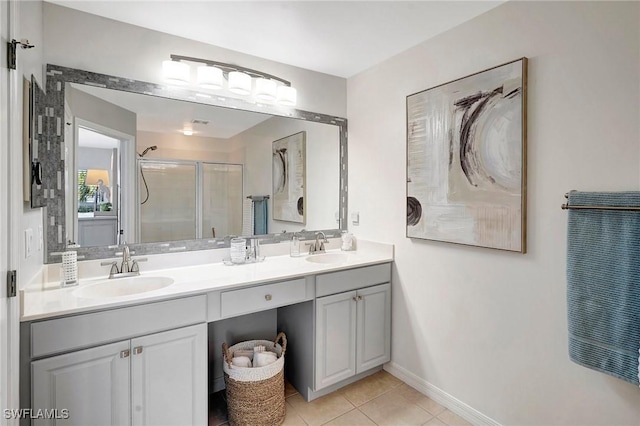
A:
[
  {"xmin": 3, "ymin": 0, "xmax": 22, "ymax": 423},
  {"xmin": 1, "ymin": 0, "xmax": 12, "ymax": 419}
]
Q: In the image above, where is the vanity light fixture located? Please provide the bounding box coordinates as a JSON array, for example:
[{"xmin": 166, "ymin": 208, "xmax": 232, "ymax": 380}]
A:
[
  {"xmin": 277, "ymin": 85, "xmax": 297, "ymax": 107},
  {"xmin": 162, "ymin": 59, "xmax": 190, "ymax": 85},
  {"xmin": 196, "ymin": 65, "xmax": 224, "ymax": 90},
  {"xmin": 255, "ymin": 78, "xmax": 278, "ymax": 102},
  {"xmin": 227, "ymin": 71, "xmax": 252, "ymax": 95},
  {"xmin": 163, "ymin": 54, "xmax": 298, "ymax": 106}
]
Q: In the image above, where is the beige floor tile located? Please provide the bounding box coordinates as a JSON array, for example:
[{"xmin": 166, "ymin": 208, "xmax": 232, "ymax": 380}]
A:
[
  {"xmin": 436, "ymin": 409, "xmax": 472, "ymax": 426},
  {"xmin": 322, "ymin": 409, "xmax": 377, "ymax": 426},
  {"xmin": 285, "ymin": 380, "xmax": 300, "ymax": 398},
  {"xmin": 359, "ymin": 391, "xmax": 434, "ymax": 425},
  {"xmin": 282, "ymin": 405, "xmax": 308, "ymax": 426},
  {"xmin": 396, "ymin": 384, "xmax": 446, "ymax": 416},
  {"xmin": 423, "ymin": 418, "xmax": 447, "ymax": 426},
  {"xmin": 287, "ymin": 393, "xmax": 355, "ymax": 426},
  {"xmin": 338, "ymin": 370, "xmax": 403, "ymax": 406}
]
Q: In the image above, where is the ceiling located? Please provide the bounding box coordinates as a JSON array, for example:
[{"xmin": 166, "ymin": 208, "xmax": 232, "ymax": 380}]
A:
[
  {"xmin": 47, "ymin": 1, "xmax": 503, "ymax": 78},
  {"xmin": 72, "ymin": 83, "xmax": 273, "ymax": 139}
]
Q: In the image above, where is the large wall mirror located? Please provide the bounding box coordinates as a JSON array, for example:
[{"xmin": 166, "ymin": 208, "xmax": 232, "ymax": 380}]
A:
[{"xmin": 42, "ymin": 64, "xmax": 347, "ymax": 263}]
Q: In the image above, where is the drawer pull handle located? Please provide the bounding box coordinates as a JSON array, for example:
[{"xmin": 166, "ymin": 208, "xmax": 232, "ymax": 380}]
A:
[
  {"xmin": 120, "ymin": 350, "xmax": 130, "ymax": 358},
  {"xmin": 133, "ymin": 346, "xmax": 143, "ymax": 355},
  {"xmin": 353, "ymin": 295, "xmax": 363, "ymax": 302},
  {"xmin": 265, "ymin": 294, "xmax": 272, "ymax": 301}
]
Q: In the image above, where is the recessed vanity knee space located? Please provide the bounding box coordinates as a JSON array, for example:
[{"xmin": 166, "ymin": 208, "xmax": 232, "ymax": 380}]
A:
[{"xmin": 20, "ymin": 242, "xmax": 393, "ymax": 426}]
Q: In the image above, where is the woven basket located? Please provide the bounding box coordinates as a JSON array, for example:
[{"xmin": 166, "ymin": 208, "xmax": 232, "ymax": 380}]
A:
[{"xmin": 222, "ymin": 332, "xmax": 287, "ymax": 426}]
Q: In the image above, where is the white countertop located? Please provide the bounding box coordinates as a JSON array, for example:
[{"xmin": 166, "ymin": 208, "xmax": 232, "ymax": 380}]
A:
[{"xmin": 21, "ymin": 240, "xmax": 394, "ymax": 322}]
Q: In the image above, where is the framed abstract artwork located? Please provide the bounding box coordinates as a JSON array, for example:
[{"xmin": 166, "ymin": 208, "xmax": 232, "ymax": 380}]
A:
[
  {"xmin": 273, "ymin": 131, "xmax": 306, "ymax": 223},
  {"xmin": 406, "ymin": 58, "xmax": 527, "ymax": 252}
]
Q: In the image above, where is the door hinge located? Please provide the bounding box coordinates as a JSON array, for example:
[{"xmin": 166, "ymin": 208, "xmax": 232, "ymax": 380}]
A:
[
  {"xmin": 7, "ymin": 39, "xmax": 35, "ymax": 70},
  {"xmin": 7, "ymin": 41, "xmax": 16, "ymax": 70},
  {"xmin": 7, "ymin": 270, "xmax": 17, "ymax": 297}
]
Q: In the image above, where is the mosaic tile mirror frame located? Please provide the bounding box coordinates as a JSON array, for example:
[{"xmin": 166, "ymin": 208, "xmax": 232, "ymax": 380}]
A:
[{"xmin": 39, "ymin": 64, "xmax": 348, "ymax": 263}]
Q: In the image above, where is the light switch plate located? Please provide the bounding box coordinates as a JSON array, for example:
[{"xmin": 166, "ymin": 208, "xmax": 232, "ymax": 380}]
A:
[
  {"xmin": 351, "ymin": 212, "xmax": 360, "ymax": 225},
  {"xmin": 25, "ymin": 228, "xmax": 33, "ymax": 258}
]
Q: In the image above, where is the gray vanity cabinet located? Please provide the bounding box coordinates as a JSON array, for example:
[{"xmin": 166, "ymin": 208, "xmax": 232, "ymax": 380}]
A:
[
  {"xmin": 32, "ymin": 340, "xmax": 131, "ymax": 426},
  {"xmin": 31, "ymin": 323, "xmax": 207, "ymax": 426},
  {"xmin": 26, "ymin": 296, "xmax": 208, "ymax": 426},
  {"xmin": 314, "ymin": 264, "xmax": 391, "ymax": 391}
]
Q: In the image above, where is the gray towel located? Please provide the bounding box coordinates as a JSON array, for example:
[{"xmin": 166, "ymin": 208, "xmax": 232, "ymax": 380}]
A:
[
  {"xmin": 252, "ymin": 197, "xmax": 268, "ymax": 235},
  {"xmin": 567, "ymin": 191, "xmax": 640, "ymax": 385}
]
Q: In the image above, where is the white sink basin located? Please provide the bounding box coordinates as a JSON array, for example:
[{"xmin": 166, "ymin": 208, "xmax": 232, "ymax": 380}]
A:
[
  {"xmin": 305, "ymin": 253, "xmax": 350, "ymax": 264},
  {"xmin": 73, "ymin": 276, "xmax": 174, "ymax": 299}
]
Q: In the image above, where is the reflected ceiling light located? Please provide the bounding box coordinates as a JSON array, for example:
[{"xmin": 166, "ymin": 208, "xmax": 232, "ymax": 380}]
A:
[
  {"xmin": 255, "ymin": 78, "xmax": 278, "ymax": 102},
  {"xmin": 183, "ymin": 128, "xmax": 193, "ymax": 136},
  {"xmin": 197, "ymin": 65, "xmax": 224, "ymax": 90},
  {"xmin": 163, "ymin": 54, "xmax": 298, "ymax": 106},
  {"xmin": 228, "ymin": 71, "xmax": 252, "ymax": 95},
  {"xmin": 162, "ymin": 60, "xmax": 190, "ymax": 85}
]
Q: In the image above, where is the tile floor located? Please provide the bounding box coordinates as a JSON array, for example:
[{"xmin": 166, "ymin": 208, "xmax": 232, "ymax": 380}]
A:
[{"xmin": 209, "ymin": 370, "xmax": 473, "ymax": 426}]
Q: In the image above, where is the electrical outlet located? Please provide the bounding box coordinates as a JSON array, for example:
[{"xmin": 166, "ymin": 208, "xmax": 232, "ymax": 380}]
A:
[{"xmin": 25, "ymin": 228, "xmax": 34, "ymax": 258}]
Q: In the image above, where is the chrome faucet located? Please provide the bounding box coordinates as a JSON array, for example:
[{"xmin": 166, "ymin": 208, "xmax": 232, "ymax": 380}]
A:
[
  {"xmin": 101, "ymin": 245, "xmax": 147, "ymax": 279},
  {"xmin": 308, "ymin": 232, "xmax": 328, "ymax": 254},
  {"xmin": 121, "ymin": 245, "xmax": 132, "ymax": 273}
]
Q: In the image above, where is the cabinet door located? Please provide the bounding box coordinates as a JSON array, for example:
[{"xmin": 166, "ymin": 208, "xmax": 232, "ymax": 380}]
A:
[
  {"xmin": 315, "ymin": 291, "xmax": 357, "ymax": 390},
  {"xmin": 31, "ymin": 340, "xmax": 131, "ymax": 426},
  {"xmin": 130, "ymin": 323, "xmax": 207, "ymax": 426},
  {"xmin": 356, "ymin": 283, "xmax": 391, "ymax": 373}
]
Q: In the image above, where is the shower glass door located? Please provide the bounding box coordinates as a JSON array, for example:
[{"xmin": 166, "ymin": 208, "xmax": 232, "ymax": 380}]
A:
[
  {"xmin": 138, "ymin": 160, "xmax": 243, "ymax": 243},
  {"xmin": 202, "ymin": 163, "xmax": 243, "ymax": 238},
  {"xmin": 139, "ymin": 160, "xmax": 197, "ymax": 243}
]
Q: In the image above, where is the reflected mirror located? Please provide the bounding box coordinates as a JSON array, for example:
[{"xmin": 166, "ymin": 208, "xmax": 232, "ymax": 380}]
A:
[{"xmin": 43, "ymin": 65, "xmax": 347, "ymax": 263}]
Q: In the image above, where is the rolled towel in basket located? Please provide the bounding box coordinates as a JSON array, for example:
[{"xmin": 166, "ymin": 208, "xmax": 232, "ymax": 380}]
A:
[
  {"xmin": 231, "ymin": 356, "xmax": 252, "ymax": 368},
  {"xmin": 234, "ymin": 349, "xmax": 254, "ymax": 360},
  {"xmin": 253, "ymin": 351, "xmax": 277, "ymax": 367}
]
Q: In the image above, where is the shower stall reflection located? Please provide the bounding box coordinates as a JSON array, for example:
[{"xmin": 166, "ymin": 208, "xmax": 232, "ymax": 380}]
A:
[{"xmin": 138, "ymin": 159, "xmax": 243, "ymax": 243}]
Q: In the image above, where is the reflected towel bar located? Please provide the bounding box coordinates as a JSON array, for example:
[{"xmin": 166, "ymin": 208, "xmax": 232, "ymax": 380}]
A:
[{"xmin": 561, "ymin": 192, "xmax": 640, "ymax": 211}]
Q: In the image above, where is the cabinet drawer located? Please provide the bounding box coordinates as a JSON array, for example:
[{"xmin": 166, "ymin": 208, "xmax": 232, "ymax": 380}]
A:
[
  {"xmin": 31, "ymin": 295, "xmax": 207, "ymax": 358},
  {"xmin": 316, "ymin": 263, "xmax": 391, "ymax": 297},
  {"xmin": 221, "ymin": 279, "xmax": 307, "ymax": 318}
]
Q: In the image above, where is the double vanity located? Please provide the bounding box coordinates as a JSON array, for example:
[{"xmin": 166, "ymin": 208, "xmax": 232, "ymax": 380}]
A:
[{"xmin": 20, "ymin": 240, "xmax": 393, "ymax": 426}]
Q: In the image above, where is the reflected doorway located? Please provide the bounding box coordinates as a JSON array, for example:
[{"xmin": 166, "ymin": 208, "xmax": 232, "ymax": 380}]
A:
[{"xmin": 65, "ymin": 116, "xmax": 135, "ymax": 247}]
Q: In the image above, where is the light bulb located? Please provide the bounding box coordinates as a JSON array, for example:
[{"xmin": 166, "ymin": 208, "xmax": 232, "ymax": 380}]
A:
[
  {"xmin": 162, "ymin": 60, "xmax": 190, "ymax": 85},
  {"xmin": 197, "ymin": 65, "xmax": 223, "ymax": 90},
  {"xmin": 255, "ymin": 78, "xmax": 277, "ymax": 102},
  {"xmin": 228, "ymin": 71, "xmax": 252, "ymax": 95},
  {"xmin": 277, "ymin": 85, "xmax": 297, "ymax": 106}
]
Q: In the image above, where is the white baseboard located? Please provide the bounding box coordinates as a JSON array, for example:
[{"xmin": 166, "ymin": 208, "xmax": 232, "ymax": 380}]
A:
[{"xmin": 384, "ymin": 362, "xmax": 501, "ymax": 426}]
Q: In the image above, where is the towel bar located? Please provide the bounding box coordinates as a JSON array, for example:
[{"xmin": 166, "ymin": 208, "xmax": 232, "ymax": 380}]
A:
[
  {"xmin": 562, "ymin": 191, "xmax": 640, "ymax": 211},
  {"xmin": 561, "ymin": 204, "xmax": 640, "ymax": 211}
]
